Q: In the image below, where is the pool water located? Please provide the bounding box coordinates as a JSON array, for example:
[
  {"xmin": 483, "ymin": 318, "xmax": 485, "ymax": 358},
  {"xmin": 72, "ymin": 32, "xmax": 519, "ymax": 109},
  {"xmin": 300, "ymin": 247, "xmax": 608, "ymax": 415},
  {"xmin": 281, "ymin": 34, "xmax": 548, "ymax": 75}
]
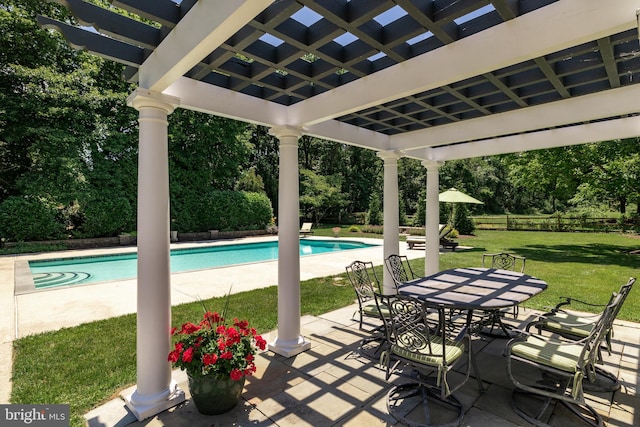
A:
[{"xmin": 29, "ymin": 239, "xmax": 376, "ymax": 289}]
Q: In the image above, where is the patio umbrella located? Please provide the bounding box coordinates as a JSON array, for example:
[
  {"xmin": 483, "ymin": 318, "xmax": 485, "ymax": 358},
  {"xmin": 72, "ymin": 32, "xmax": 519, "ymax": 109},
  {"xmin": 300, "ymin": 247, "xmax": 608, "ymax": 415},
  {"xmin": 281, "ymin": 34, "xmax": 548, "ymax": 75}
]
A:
[
  {"xmin": 438, "ymin": 188, "xmax": 484, "ymax": 204},
  {"xmin": 438, "ymin": 188, "xmax": 483, "ymax": 227}
]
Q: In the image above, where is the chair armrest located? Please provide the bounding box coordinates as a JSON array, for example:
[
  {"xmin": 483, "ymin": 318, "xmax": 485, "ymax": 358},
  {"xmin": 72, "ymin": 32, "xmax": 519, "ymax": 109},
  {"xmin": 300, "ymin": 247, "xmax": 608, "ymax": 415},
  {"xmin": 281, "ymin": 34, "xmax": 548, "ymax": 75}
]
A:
[{"xmin": 553, "ymin": 296, "xmax": 607, "ymax": 313}]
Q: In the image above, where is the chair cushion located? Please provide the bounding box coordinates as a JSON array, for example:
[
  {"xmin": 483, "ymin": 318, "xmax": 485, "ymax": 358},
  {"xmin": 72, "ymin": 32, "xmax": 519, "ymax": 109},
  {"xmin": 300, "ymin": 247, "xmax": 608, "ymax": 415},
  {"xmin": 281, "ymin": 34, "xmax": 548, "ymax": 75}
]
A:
[
  {"xmin": 510, "ymin": 336, "xmax": 584, "ymax": 373},
  {"xmin": 363, "ymin": 303, "xmax": 389, "ymax": 318},
  {"xmin": 391, "ymin": 332, "xmax": 464, "ymax": 366},
  {"xmin": 541, "ymin": 312, "xmax": 595, "ymax": 338}
]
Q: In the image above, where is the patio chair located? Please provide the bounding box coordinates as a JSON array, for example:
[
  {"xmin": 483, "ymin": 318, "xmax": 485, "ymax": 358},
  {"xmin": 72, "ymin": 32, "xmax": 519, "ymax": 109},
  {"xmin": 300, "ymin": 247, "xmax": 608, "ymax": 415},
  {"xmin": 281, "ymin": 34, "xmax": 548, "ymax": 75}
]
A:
[
  {"xmin": 385, "ymin": 254, "xmax": 419, "ymax": 290},
  {"xmin": 505, "ymin": 291, "xmax": 623, "ymax": 427},
  {"xmin": 345, "ymin": 260, "xmax": 387, "ymax": 332},
  {"xmin": 475, "ymin": 252, "xmax": 527, "ymax": 337},
  {"xmin": 525, "ymin": 277, "xmax": 635, "ymax": 391},
  {"xmin": 482, "ymin": 252, "xmax": 526, "ymax": 273},
  {"xmin": 375, "ymin": 293, "xmax": 484, "ymax": 427},
  {"xmin": 406, "ymin": 224, "xmax": 446, "ymax": 249},
  {"xmin": 299, "ymin": 222, "xmax": 313, "ymax": 236},
  {"xmin": 439, "ymin": 225, "xmax": 458, "ymax": 251}
]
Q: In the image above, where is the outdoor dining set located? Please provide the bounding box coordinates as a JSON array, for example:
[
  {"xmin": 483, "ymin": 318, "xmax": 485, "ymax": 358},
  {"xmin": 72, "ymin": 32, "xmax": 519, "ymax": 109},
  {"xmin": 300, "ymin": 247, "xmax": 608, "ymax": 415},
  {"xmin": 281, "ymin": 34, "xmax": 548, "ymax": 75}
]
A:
[{"xmin": 345, "ymin": 254, "xmax": 636, "ymax": 427}]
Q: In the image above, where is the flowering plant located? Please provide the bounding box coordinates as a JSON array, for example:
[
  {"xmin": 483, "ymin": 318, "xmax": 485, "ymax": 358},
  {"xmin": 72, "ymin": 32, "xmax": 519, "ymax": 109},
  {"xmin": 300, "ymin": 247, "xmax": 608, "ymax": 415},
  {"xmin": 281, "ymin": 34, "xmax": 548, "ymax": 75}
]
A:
[{"xmin": 168, "ymin": 309, "xmax": 267, "ymax": 381}]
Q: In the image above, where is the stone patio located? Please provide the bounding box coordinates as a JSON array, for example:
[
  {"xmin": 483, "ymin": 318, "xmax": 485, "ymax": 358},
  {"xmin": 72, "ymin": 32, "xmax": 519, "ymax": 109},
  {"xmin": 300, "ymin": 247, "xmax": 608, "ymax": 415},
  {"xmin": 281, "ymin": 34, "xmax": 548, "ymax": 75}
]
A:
[{"xmin": 86, "ymin": 304, "xmax": 640, "ymax": 427}]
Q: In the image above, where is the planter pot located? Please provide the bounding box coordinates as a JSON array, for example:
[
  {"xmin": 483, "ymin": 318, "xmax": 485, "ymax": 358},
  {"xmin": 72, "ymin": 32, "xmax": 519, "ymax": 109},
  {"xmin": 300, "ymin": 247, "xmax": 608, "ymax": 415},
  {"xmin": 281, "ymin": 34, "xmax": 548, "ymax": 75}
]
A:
[{"xmin": 187, "ymin": 374, "xmax": 245, "ymax": 415}]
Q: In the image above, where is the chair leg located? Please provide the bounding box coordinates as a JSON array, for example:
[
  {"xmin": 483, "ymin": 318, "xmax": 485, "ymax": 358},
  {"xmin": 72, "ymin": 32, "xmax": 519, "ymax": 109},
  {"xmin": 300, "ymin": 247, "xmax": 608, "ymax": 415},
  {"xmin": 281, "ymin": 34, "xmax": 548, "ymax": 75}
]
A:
[
  {"xmin": 582, "ymin": 366, "xmax": 620, "ymax": 392},
  {"xmin": 508, "ymin": 368, "xmax": 604, "ymax": 427},
  {"xmin": 387, "ymin": 382, "xmax": 464, "ymax": 427}
]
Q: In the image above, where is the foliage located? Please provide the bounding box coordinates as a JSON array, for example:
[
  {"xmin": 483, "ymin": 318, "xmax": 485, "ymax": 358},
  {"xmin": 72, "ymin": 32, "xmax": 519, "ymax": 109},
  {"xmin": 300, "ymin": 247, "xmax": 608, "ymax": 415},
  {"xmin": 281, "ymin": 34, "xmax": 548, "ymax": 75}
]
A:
[
  {"xmin": 2, "ymin": 2, "xmax": 639, "ymax": 242},
  {"xmin": 299, "ymin": 169, "xmax": 346, "ymax": 224},
  {"xmin": 245, "ymin": 126, "xmax": 279, "ymax": 215},
  {"xmin": 172, "ymin": 191, "xmax": 272, "ymax": 233},
  {"xmin": 348, "ymin": 225, "xmax": 360, "ymax": 232},
  {"xmin": 366, "ymin": 192, "xmax": 383, "ymax": 225},
  {"xmin": 78, "ymin": 195, "xmax": 134, "ymax": 237},
  {"xmin": 168, "ymin": 308, "xmax": 267, "ymax": 380},
  {"xmin": 361, "ymin": 224, "xmax": 383, "ymax": 234},
  {"xmin": 0, "ymin": 196, "xmax": 65, "ymax": 241},
  {"xmin": 235, "ymin": 167, "xmax": 265, "ymax": 193},
  {"xmin": 452, "ymin": 204, "xmax": 476, "ymax": 234},
  {"xmin": 569, "ymin": 139, "xmax": 640, "ymax": 215},
  {"xmin": 412, "ymin": 191, "xmax": 426, "ymax": 227}
]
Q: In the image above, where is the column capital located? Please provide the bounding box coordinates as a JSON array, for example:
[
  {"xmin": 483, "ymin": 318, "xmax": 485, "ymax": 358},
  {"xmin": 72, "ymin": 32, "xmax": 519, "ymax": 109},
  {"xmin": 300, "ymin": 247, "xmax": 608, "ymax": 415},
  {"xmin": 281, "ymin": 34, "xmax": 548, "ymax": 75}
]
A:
[
  {"xmin": 376, "ymin": 150, "xmax": 402, "ymax": 162},
  {"xmin": 127, "ymin": 88, "xmax": 180, "ymax": 114},
  {"xmin": 269, "ymin": 125, "xmax": 304, "ymax": 140},
  {"xmin": 421, "ymin": 160, "xmax": 444, "ymax": 170}
]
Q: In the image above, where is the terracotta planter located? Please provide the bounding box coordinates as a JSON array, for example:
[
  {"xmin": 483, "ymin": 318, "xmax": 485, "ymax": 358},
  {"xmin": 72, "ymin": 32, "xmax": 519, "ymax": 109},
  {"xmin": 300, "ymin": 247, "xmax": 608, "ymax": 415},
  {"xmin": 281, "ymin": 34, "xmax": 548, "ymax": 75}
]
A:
[{"xmin": 187, "ymin": 374, "xmax": 245, "ymax": 415}]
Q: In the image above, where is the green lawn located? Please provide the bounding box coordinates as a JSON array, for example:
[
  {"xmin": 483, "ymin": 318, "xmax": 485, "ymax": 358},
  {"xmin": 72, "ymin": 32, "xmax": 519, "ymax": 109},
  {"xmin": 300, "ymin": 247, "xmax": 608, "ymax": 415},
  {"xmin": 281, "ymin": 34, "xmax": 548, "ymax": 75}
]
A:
[{"xmin": 10, "ymin": 230, "xmax": 640, "ymax": 426}]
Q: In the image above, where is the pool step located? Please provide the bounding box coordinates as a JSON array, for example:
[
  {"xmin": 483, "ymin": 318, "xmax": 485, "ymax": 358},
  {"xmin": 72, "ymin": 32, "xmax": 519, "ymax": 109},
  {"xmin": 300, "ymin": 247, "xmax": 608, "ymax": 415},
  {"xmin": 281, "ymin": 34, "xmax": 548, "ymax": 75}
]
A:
[{"xmin": 33, "ymin": 272, "xmax": 92, "ymax": 288}]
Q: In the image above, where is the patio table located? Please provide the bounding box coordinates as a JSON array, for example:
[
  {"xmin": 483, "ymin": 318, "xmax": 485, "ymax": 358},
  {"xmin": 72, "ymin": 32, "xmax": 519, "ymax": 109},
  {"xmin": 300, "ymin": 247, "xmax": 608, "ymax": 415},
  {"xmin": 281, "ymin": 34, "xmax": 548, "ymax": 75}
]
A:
[{"xmin": 397, "ymin": 267, "xmax": 548, "ymax": 336}]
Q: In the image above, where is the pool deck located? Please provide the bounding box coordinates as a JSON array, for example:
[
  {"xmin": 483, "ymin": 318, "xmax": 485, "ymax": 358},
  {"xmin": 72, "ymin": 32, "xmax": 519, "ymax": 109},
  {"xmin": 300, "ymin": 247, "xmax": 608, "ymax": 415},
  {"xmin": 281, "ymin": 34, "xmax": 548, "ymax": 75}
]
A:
[{"xmin": 0, "ymin": 235, "xmax": 424, "ymax": 404}]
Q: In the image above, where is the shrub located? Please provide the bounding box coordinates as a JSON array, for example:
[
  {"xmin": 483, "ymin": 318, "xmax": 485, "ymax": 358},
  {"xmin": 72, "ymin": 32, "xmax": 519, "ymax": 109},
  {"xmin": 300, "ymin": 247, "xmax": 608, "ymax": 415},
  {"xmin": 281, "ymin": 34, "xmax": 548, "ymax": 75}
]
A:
[
  {"xmin": 0, "ymin": 196, "xmax": 65, "ymax": 241},
  {"xmin": 366, "ymin": 193, "xmax": 382, "ymax": 225},
  {"xmin": 171, "ymin": 191, "xmax": 272, "ymax": 233},
  {"xmin": 452, "ymin": 204, "xmax": 476, "ymax": 235},
  {"xmin": 79, "ymin": 196, "xmax": 134, "ymax": 237},
  {"xmin": 361, "ymin": 224, "xmax": 383, "ymax": 234},
  {"xmin": 348, "ymin": 225, "xmax": 360, "ymax": 232}
]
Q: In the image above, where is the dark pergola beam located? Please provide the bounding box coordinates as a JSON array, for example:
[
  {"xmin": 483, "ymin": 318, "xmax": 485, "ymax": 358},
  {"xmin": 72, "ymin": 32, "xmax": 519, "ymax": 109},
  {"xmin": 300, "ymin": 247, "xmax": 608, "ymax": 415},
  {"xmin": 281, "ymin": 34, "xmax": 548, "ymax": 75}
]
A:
[
  {"xmin": 52, "ymin": 0, "xmax": 160, "ymax": 50},
  {"xmin": 37, "ymin": 15, "xmax": 145, "ymax": 67}
]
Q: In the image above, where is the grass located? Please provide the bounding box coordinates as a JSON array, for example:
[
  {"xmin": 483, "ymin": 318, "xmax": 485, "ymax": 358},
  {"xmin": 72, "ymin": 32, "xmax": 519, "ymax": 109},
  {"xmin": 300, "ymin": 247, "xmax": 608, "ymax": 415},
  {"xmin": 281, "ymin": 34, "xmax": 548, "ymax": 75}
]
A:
[{"xmin": 10, "ymin": 229, "xmax": 640, "ymax": 426}]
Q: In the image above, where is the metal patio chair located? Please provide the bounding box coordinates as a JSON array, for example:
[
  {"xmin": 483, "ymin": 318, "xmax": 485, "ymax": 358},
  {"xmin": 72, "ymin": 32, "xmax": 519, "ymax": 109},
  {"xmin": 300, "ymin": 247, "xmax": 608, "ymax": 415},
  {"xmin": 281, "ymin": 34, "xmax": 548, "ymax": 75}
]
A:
[
  {"xmin": 506, "ymin": 291, "xmax": 624, "ymax": 427},
  {"xmin": 375, "ymin": 293, "xmax": 484, "ymax": 427},
  {"xmin": 345, "ymin": 260, "xmax": 386, "ymax": 332},
  {"xmin": 475, "ymin": 252, "xmax": 527, "ymax": 336},
  {"xmin": 384, "ymin": 254, "xmax": 419, "ymax": 290},
  {"xmin": 525, "ymin": 277, "xmax": 635, "ymax": 392}
]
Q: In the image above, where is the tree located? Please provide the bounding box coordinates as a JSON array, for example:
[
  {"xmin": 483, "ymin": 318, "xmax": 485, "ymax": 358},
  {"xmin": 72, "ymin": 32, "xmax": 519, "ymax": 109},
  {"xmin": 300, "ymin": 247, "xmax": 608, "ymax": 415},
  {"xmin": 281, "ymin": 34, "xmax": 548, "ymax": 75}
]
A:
[
  {"xmin": 571, "ymin": 139, "xmax": 640, "ymax": 214},
  {"xmin": 246, "ymin": 125, "xmax": 279, "ymax": 215},
  {"xmin": 299, "ymin": 169, "xmax": 346, "ymax": 224},
  {"xmin": 235, "ymin": 167, "xmax": 265, "ymax": 193}
]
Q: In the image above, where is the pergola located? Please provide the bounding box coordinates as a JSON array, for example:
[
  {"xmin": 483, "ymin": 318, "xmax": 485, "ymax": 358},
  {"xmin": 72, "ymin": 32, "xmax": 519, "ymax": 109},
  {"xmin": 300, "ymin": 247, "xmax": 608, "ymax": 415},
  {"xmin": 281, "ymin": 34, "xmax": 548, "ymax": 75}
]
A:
[{"xmin": 39, "ymin": 0, "xmax": 640, "ymax": 420}]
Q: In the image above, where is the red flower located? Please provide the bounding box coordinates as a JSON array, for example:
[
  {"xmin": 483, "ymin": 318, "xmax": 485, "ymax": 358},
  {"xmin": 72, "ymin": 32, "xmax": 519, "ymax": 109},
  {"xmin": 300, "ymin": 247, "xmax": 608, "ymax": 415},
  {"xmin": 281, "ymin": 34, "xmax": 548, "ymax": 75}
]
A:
[
  {"xmin": 182, "ymin": 346, "xmax": 194, "ymax": 363},
  {"xmin": 168, "ymin": 350, "xmax": 180, "ymax": 363},
  {"xmin": 170, "ymin": 327, "xmax": 177, "ymax": 335},
  {"xmin": 255, "ymin": 335, "xmax": 267, "ymax": 350},
  {"xmin": 244, "ymin": 364, "xmax": 256, "ymax": 376},
  {"xmin": 168, "ymin": 308, "xmax": 264, "ymax": 379},
  {"xmin": 233, "ymin": 318, "xmax": 249, "ymax": 329},
  {"xmin": 180, "ymin": 322, "xmax": 200, "ymax": 334},
  {"xmin": 230, "ymin": 368, "xmax": 243, "ymax": 381},
  {"xmin": 203, "ymin": 353, "xmax": 218, "ymax": 366},
  {"xmin": 205, "ymin": 311, "xmax": 221, "ymax": 324}
]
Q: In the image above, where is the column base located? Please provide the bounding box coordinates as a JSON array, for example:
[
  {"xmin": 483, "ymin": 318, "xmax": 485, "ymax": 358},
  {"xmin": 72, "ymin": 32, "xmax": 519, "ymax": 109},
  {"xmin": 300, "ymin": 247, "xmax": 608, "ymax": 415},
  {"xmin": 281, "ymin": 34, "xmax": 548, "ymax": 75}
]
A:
[
  {"xmin": 268, "ymin": 336, "xmax": 312, "ymax": 358},
  {"xmin": 122, "ymin": 380, "xmax": 185, "ymax": 421}
]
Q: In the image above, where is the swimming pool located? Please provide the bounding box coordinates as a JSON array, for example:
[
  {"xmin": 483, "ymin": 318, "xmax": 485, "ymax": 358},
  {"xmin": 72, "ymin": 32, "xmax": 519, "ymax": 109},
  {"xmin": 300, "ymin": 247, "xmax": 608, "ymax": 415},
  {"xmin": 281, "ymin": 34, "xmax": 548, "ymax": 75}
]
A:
[{"xmin": 29, "ymin": 239, "xmax": 377, "ymax": 289}]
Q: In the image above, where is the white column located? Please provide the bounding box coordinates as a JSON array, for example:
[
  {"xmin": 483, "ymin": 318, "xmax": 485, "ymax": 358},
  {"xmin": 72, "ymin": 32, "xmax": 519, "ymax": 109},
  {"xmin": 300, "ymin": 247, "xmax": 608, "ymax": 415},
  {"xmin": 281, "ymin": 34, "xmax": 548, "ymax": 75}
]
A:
[
  {"xmin": 122, "ymin": 89, "xmax": 185, "ymax": 420},
  {"xmin": 267, "ymin": 125, "xmax": 311, "ymax": 358},
  {"xmin": 377, "ymin": 150, "xmax": 401, "ymax": 295},
  {"xmin": 423, "ymin": 160, "xmax": 443, "ymax": 276}
]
